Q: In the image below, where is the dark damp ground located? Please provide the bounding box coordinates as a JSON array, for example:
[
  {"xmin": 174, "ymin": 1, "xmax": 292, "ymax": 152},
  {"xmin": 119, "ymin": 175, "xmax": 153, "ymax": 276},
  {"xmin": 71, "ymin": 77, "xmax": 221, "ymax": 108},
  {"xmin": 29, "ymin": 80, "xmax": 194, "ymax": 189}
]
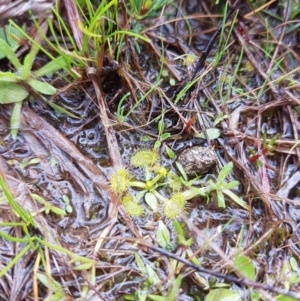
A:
[{"xmin": 0, "ymin": 0, "xmax": 300, "ymax": 300}]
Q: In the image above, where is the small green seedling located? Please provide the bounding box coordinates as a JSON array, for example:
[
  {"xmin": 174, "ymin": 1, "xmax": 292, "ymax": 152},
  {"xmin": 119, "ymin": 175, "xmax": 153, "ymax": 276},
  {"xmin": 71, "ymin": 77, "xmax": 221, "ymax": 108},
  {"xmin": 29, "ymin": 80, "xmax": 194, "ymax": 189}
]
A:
[
  {"xmin": 248, "ymin": 132, "xmax": 279, "ymax": 168},
  {"xmin": 206, "ymin": 162, "xmax": 248, "ymax": 209},
  {"xmin": 173, "ymin": 219, "xmax": 193, "ymax": 247},
  {"xmin": 129, "ymin": 0, "xmax": 172, "ymax": 20},
  {"xmin": 62, "ymin": 195, "xmax": 73, "ymax": 214},
  {"xmin": 19, "ymin": 157, "xmax": 42, "ymax": 169},
  {"xmin": 154, "ymin": 113, "xmax": 171, "ymax": 149},
  {"xmin": 0, "ymin": 24, "xmax": 69, "ymax": 138},
  {"xmin": 30, "ymin": 193, "xmax": 66, "ymax": 216}
]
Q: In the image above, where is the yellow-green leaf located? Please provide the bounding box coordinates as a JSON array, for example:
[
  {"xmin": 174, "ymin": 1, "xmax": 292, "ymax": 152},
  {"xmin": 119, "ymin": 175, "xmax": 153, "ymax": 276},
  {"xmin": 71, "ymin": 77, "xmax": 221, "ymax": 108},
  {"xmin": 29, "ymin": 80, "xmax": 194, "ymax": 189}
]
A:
[
  {"xmin": 28, "ymin": 79, "xmax": 56, "ymax": 95},
  {"xmin": 234, "ymin": 254, "xmax": 256, "ymax": 281},
  {"xmin": 156, "ymin": 221, "xmax": 170, "ymax": 249},
  {"xmin": 0, "ymin": 81, "xmax": 28, "ymax": 104},
  {"xmin": 0, "ymin": 38, "xmax": 22, "ymax": 69},
  {"xmin": 10, "ymin": 101, "xmax": 22, "ymax": 139}
]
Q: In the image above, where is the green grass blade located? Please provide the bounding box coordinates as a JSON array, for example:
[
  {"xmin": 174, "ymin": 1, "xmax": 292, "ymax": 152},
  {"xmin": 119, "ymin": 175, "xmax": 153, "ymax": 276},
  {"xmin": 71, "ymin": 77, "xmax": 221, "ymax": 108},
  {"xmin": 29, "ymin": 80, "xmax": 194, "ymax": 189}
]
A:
[
  {"xmin": 0, "ymin": 243, "xmax": 33, "ymax": 277},
  {"xmin": 33, "ymin": 56, "xmax": 69, "ymax": 78},
  {"xmin": 222, "ymin": 189, "xmax": 249, "ymax": 210},
  {"xmin": 0, "ymin": 81, "xmax": 28, "ymax": 104},
  {"xmin": 0, "ymin": 38, "xmax": 22, "ymax": 69},
  {"xmin": 28, "ymin": 79, "xmax": 56, "ymax": 95},
  {"xmin": 0, "ymin": 230, "xmax": 28, "ymax": 243},
  {"xmin": 0, "ymin": 176, "xmax": 35, "ymax": 226},
  {"xmin": 21, "ymin": 41, "xmax": 39, "ymax": 79},
  {"xmin": 10, "ymin": 101, "xmax": 22, "ymax": 139}
]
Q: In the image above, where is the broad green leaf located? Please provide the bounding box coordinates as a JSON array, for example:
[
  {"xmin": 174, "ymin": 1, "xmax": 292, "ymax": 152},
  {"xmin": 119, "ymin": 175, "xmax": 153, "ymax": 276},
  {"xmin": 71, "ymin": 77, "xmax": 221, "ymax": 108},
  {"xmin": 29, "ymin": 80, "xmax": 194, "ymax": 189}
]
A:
[
  {"xmin": 217, "ymin": 162, "xmax": 233, "ymax": 182},
  {"xmin": 161, "ymin": 69, "xmax": 168, "ymax": 77},
  {"xmin": 37, "ymin": 273, "xmax": 64, "ymax": 301},
  {"xmin": 135, "ymin": 253, "xmax": 146, "ymax": 275},
  {"xmin": 165, "ymin": 144, "xmax": 175, "ymax": 159},
  {"xmin": 168, "ymin": 274, "xmax": 182, "ymax": 300},
  {"xmin": 0, "ymin": 81, "xmax": 28, "ymax": 104},
  {"xmin": 22, "ymin": 41, "xmax": 40, "ymax": 78},
  {"xmin": 156, "ymin": 221, "xmax": 170, "ymax": 249},
  {"xmin": 10, "ymin": 101, "xmax": 22, "ymax": 139},
  {"xmin": 154, "ymin": 140, "xmax": 161, "ymax": 149},
  {"xmin": 28, "ymin": 158, "xmax": 42, "ymax": 165},
  {"xmin": 206, "ymin": 127, "xmax": 221, "ymax": 139},
  {"xmin": 145, "ymin": 264, "xmax": 160, "ymax": 285},
  {"xmin": 145, "ymin": 192, "xmax": 158, "ymax": 211},
  {"xmin": 175, "ymin": 161, "xmax": 188, "ymax": 182},
  {"xmin": 50, "ymin": 206, "xmax": 66, "ymax": 216},
  {"xmin": 0, "ymin": 38, "xmax": 22, "ymax": 69},
  {"xmin": 45, "ymin": 203, "xmax": 50, "ymax": 214},
  {"xmin": 224, "ymin": 180, "xmax": 239, "ymax": 190},
  {"xmin": 290, "ymin": 257, "xmax": 298, "ymax": 271},
  {"xmin": 44, "ymin": 99, "xmax": 81, "ymax": 119},
  {"xmin": 0, "ymin": 26, "xmax": 23, "ymax": 59},
  {"xmin": 65, "ymin": 204, "xmax": 73, "ymax": 213},
  {"xmin": 30, "ymin": 193, "xmax": 47, "ymax": 205},
  {"xmin": 161, "ymin": 132, "xmax": 171, "ymax": 140},
  {"xmin": 28, "ymin": 79, "xmax": 56, "ymax": 95},
  {"xmin": 173, "ymin": 219, "xmax": 184, "ymax": 236},
  {"xmin": 206, "ymin": 288, "xmax": 241, "ymax": 301},
  {"xmin": 174, "ymin": 223, "xmax": 193, "ymax": 247},
  {"xmin": 141, "ymin": 135, "xmax": 152, "ymax": 142},
  {"xmin": 158, "ymin": 119, "xmax": 165, "ymax": 134},
  {"xmin": 62, "ymin": 195, "xmax": 70, "ymax": 205},
  {"xmin": 234, "ymin": 255, "xmax": 256, "ymax": 281},
  {"xmin": 169, "ymin": 78, "xmax": 176, "ymax": 86},
  {"xmin": 217, "ymin": 190, "xmax": 225, "ymax": 208},
  {"xmin": 207, "ymin": 179, "xmax": 217, "ymax": 190},
  {"xmin": 33, "ymin": 56, "xmax": 68, "ymax": 77},
  {"xmin": 6, "ymin": 159, "xmax": 19, "ymax": 165},
  {"xmin": 136, "ymin": 289, "xmax": 148, "ymax": 301},
  {"xmin": 73, "ymin": 262, "xmax": 94, "ymax": 270},
  {"xmin": 222, "ymin": 189, "xmax": 249, "ymax": 210},
  {"xmin": 199, "ymin": 128, "xmax": 221, "ymax": 140},
  {"xmin": 19, "ymin": 159, "xmax": 28, "ymax": 169},
  {"xmin": 0, "ymin": 72, "xmax": 19, "ymax": 81},
  {"xmin": 190, "ymin": 186, "xmax": 206, "ymax": 197}
]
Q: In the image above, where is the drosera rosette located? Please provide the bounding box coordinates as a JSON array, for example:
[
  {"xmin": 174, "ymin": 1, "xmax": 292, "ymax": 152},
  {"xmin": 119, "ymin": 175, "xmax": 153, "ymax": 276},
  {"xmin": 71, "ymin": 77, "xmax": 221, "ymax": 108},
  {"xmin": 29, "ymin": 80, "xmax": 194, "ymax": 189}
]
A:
[
  {"xmin": 130, "ymin": 149, "xmax": 159, "ymax": 169},
  {"xmin": 110, "ymin": 167, "xmax": 131, "ymax": 195},
  {"xmin": 162, "ymin": 188, "xmax": 206, "ymax": 220},
  {"xmin": 110, "ymin": 167, "xmax": 148, "ymax": 195},
  {"xmin": 163, "ymin": 192, "xmax": 187, "ymax": 219},
  {"xmin": 121, "ymin": 194, "xmax": 143, "ymax": 218},
  {"xmin": 130, "ymin": 149, "xmax": 168, "ymax": 191}
]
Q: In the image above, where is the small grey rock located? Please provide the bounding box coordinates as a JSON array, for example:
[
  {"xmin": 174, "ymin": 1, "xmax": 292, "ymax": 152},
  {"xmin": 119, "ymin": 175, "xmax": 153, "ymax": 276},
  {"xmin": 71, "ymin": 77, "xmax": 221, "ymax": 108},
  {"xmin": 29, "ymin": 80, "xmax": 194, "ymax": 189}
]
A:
[{"xmin": 177, "ymin": 146, "xmax": 217, "ymax": 177}]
